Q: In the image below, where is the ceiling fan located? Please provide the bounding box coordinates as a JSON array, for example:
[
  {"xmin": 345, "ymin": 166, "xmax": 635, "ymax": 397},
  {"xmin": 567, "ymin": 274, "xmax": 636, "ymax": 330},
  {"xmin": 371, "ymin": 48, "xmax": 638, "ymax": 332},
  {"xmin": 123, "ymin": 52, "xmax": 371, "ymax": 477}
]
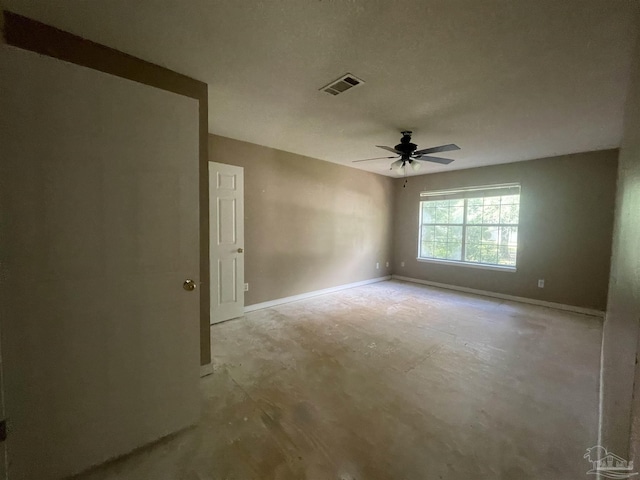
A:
[{"xmin": 353, "ymin": 131, "xmax": 460, "ymax": 173}]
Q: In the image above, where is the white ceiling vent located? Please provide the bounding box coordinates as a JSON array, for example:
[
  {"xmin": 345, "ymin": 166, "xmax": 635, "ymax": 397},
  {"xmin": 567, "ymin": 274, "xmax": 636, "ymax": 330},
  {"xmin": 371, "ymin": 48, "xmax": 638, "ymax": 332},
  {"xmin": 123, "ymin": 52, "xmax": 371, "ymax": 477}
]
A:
[{"xmin": 320, "ymin": 73, "xmax": 365, "ymax": 96}]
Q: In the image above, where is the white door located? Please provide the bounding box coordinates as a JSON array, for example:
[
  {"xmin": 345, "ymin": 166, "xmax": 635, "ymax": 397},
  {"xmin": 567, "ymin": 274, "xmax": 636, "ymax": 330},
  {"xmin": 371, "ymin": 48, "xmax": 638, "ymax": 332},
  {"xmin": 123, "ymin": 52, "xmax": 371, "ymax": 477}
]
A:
[
  {"xmin": 209, "ymin": 162, "xmax": 245, "ymax": 323},
  {"xmin": 0, "ymin": 46, "xmax": 201, "ymax": 479}
]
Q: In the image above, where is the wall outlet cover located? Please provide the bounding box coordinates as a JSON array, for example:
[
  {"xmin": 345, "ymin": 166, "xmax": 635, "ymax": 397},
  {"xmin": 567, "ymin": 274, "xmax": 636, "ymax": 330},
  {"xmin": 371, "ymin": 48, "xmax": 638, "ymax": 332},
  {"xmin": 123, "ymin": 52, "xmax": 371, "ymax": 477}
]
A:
[{"xmin": 244, "ymin": 283, "xmax": 249, "ymax": 291}]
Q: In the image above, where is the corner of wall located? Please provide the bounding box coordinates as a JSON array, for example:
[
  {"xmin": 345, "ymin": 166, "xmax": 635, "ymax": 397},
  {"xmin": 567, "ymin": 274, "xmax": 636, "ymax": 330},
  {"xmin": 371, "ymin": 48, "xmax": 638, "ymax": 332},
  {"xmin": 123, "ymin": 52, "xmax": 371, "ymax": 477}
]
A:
[{"xmin": 599, "ymin": 7, "xmax": 640, "ymax": 461}]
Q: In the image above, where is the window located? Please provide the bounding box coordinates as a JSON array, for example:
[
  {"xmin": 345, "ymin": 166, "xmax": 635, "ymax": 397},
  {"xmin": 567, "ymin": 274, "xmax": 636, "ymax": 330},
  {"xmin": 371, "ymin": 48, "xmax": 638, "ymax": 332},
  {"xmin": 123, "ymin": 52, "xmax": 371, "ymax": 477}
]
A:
[{"xmin": 418, "ymin": 184, "xmax": 521, "ymax": 269}]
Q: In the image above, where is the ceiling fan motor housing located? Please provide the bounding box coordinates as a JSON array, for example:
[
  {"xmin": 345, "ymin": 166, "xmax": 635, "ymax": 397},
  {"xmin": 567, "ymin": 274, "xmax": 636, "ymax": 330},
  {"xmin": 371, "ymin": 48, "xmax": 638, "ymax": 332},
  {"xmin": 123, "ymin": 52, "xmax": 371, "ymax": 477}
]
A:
[{"xmin": 396, "ymin": 131, "xmax": 417, "ymax": 158}]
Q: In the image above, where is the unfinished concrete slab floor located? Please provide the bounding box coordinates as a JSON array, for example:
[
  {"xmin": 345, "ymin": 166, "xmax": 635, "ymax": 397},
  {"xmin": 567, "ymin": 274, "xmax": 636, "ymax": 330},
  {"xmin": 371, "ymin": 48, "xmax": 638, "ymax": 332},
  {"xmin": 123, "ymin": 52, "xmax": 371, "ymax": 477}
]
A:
[{"xmin": 72, "ymin": 280, "xmax": 601, "ymax": 480}]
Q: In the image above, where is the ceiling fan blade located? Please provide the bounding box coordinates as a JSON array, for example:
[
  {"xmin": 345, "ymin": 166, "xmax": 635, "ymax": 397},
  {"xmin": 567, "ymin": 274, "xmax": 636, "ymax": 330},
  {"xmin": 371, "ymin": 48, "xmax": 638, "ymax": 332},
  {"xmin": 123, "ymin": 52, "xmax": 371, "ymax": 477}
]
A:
[
  {"xmin": 413, "ymin": 144, "xmax": 460, "ymax": 156},
  {"xmin": 414, "ymin": 155, "xmax": 455, "ymax": 165},
  {"xmin": 376, "ymin": 145, "xmax": 402, "ymax": 155},
  {"xmin": 352, "ymin": 155, "xmax": 398, "ymax": 163}
]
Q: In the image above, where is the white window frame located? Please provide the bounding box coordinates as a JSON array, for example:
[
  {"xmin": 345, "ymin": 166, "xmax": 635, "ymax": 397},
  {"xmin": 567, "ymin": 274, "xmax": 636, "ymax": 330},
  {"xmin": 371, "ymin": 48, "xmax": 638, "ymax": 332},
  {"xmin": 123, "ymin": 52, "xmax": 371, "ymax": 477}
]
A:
[{"xmin": 417, "ymin": 183, "xmax": 521, "ymax": 271}]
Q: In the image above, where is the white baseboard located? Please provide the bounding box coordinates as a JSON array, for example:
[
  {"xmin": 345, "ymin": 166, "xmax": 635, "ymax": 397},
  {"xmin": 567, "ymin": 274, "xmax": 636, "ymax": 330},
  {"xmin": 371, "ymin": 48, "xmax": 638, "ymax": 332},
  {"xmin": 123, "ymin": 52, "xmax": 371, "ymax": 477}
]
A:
[
  {"xmin": 244, "ymin": 275, "xmax": 391, "ymax": 313},
  {"xmin": 392, "ymin": 275, "xmax": 605, "ymax": 318},
  {"xmin": 199, "ymin": 363, "xmax": 214, "ymax": 378}
]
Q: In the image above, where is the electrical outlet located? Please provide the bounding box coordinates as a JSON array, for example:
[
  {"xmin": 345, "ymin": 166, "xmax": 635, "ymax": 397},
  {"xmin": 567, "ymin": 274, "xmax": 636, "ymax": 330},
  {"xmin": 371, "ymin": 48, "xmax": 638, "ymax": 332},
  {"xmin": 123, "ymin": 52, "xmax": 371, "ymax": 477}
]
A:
[
  {"xmin": 386, "ymin": 261, "xmax": 389, "ymax": 268},
  {"xmin": 244, "ymin": 283, "xmax": 249, "ymax": 291},
  {"xmin": 538, "ymin": 279, "xmax": 545, "ymax": 288},
  {"xmin": 401, "ymin": 261, "xmax": 405, "ymax": 267},
  {"xmin": 376, "ymin": 262, "xmax": 380, "ymax": 269}
]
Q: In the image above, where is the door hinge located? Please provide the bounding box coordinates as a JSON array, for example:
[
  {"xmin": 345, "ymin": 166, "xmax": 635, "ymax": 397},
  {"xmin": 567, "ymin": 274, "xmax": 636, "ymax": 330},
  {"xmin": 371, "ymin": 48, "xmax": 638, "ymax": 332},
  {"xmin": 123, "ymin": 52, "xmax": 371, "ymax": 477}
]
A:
[{"xmin": 0, "ymin": 419, "xmax": 6, "ymax": 442}]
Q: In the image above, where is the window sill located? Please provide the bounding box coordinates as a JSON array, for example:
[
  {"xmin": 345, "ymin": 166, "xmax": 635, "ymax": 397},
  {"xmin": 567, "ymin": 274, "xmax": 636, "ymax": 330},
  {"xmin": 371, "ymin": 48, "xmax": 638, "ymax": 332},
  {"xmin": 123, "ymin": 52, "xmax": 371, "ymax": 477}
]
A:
[{"xmin": 416, "ymin": 257, "xmax": 517, "ymax": 272}]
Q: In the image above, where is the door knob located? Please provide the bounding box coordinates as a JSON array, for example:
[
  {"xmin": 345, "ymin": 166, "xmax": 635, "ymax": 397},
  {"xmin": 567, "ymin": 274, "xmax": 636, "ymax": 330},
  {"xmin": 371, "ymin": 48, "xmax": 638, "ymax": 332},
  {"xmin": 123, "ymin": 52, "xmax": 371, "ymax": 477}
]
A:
[
  {"xmin": 183, "ymin": 279, "xmax": 197, "ymax": 291},
  {"xmin": 237, "ymin": 248, "xmax": 244, "ymax": 253}
]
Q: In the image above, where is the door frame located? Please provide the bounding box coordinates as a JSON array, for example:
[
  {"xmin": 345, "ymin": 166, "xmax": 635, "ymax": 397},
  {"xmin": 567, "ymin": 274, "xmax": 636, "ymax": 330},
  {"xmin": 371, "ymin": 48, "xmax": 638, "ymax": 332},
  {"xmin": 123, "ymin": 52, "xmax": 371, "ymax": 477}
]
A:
[{"xmin": 1, "ymin": 11, "xmax": 212, "ymax": 366}]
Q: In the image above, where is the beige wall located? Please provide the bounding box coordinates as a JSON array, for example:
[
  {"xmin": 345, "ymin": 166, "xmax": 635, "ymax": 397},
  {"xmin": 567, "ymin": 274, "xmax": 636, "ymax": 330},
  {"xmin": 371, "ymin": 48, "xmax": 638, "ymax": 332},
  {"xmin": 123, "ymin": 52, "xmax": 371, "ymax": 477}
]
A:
[
  {"xmin": 393, "ymin": 150, "xmax": 618, "ymax": 311},
  {"xmin": 209, "ymin": 135, "xmax": 395, "ymax": 306},
  {"xmin": 601, "ymin": 12, "xmax": 640, "ymax": 459}
]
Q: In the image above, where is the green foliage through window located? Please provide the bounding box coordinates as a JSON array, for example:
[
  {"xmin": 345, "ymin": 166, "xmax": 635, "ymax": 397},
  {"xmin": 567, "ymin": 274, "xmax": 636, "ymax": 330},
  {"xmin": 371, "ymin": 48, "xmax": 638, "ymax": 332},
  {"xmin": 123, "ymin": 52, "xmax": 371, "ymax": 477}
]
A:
[{"xmin": 419, "ymin": 191, "xmax": 520, "ymax": 267}]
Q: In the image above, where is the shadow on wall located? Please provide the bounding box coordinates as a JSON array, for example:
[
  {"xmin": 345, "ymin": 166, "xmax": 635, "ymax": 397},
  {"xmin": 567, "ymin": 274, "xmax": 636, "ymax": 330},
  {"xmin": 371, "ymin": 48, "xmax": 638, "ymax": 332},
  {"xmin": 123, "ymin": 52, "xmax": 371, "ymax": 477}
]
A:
[
  {"xmin": 209, "ymin": 134, "xmax": 395, "ymax": 307},
  {"xmin": 247, "ymin": 188, "xmax": 390, "ymax": 301}
]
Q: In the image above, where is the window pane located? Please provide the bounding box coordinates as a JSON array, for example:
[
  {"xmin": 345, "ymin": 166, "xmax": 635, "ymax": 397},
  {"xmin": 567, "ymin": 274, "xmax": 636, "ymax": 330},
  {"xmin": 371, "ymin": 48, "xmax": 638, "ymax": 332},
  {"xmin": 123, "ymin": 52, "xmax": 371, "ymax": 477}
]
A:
[
  {"xmin": 434, "ymin": 225, "xmax": 448, "ymax": 242},
  {"xmin": 434, "ymin": 205, "xmax": 449, "ymax": 223},
  {"xmin": 433, "ymin": 242, "xmax": 461, "ymax": 261},
  {"xmin": 484, "ymin": 196, "xmax": 501, "ymax": 206},
  {"xmin": 480, "ymin": 244, "xmax": 499, "ymax": 264},
  {"xmin": 420, "ymin": 241, "xmax": 435, "ymax": 258},
  {"xmin": 501, "ymin": 194, "xmax": 519, "ymax": 205},
  {"xmin": 433, "ymin": 243, "xmax": 447, "ymax": 258},
  {"xmin": 500, "ymin": 226, "xmax": 517, "ymax": 246},
  {"xmin": 499, "ymin": 202, "xmax": 519, "ymax": 224},
  {"xmin": 448, "ymin": 226, "xmax": 463, "ymax": 243},
  {"xmin": 497, "ymin": 227, "xmax": 518, "ymax": 266},
  {"xmin": 420, "ymin": 242, "xmax": 435, "ymax": 258},
  {"xmin": 466, "ymin": 202, "xmax": 483, "ymax": 224},
  {"xmin": 498, "ymin": 245, "xmax": 516, "ymax": 266},
  {"xmin": 481, "ymin": 226, "xmax": 498, "ymax": 243},
  {"xmin": 482, "ymin": 201, "xmax": 500, "ymax": 224},
  {"xmin": 465, "ymin": 226, "xmax": 481, "ymax": 263},
  {"xmin": 421, "ymin": 225, "xmax": 435, "ymax": 243},
  {"xmin": 465, "ymin": 242, "xmax": 481, "ymax": 263},
  {"xmin": 450, "ymin": 205, "xmax": 464, "ymax": 223},
  {"xmin": 421, "ymin": 203, "xmax": 436, "ymax": 223},
  {"xmin": 444, "ymin": 243, "xmax": 462, "ymax": 261},
  {"xmin": 466, "ymin": 226, "xmax": 482, "ymax": 244}
]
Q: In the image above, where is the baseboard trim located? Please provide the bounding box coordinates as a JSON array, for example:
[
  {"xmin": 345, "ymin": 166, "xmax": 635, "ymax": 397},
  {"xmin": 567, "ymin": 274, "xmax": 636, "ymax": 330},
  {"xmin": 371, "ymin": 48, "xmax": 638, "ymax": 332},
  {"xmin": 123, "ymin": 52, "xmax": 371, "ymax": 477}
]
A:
[
  {"xmin": 244, "ymin": 276, "xmax": 392, "ymax": 313},
  {"xmin": 199, "ymin": 363, "xmax": 214, "ymax": 378},
  {"xmin": 392, "ymin": 275, "xmax": 605, "ymax": 318}
]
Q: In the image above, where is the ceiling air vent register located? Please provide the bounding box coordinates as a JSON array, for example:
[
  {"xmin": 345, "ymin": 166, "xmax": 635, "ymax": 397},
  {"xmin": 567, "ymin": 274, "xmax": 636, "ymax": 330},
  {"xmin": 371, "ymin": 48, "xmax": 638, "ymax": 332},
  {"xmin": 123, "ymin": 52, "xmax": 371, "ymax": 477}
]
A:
[{"xmin": 320, "ymin": 73, "xmax": 365, "ymax": 96}]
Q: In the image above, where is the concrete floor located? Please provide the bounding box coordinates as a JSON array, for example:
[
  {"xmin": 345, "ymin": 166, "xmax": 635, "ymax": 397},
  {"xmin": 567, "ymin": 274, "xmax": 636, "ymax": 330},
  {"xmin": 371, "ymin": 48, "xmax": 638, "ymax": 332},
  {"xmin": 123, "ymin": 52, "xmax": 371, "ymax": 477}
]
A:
[{"xmin": 74, "ymin": 280, "xmax": 602, "ymax": 480}]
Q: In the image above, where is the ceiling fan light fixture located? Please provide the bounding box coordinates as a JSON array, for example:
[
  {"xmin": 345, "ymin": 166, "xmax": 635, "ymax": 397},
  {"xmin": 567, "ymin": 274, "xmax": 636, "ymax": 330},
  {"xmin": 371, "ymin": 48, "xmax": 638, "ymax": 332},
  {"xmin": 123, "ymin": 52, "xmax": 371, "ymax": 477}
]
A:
[
  {"xmin": 410, "ymin": 160, "xmax": 422, "ymax": 171},
  {"xmin": 391, "ymin": 159, "xmax": 403, "ymax": 169}
]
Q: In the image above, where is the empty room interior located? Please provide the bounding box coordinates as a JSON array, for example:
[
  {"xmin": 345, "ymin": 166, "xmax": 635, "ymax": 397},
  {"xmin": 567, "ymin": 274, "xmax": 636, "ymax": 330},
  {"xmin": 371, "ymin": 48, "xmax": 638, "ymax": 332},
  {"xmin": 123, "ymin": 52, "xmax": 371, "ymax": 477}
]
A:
[{"xmin": 2, "ymin": 2, "xmax": 640, "ymax": 479}]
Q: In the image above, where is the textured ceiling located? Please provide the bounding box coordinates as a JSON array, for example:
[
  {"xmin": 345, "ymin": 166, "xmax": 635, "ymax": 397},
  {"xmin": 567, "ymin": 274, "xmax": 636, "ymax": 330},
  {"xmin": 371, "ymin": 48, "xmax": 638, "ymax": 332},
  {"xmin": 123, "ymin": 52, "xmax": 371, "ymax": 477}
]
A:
[{"xmin": 4, "ymin": 1, "xmax": 637, "ymax": 177}]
